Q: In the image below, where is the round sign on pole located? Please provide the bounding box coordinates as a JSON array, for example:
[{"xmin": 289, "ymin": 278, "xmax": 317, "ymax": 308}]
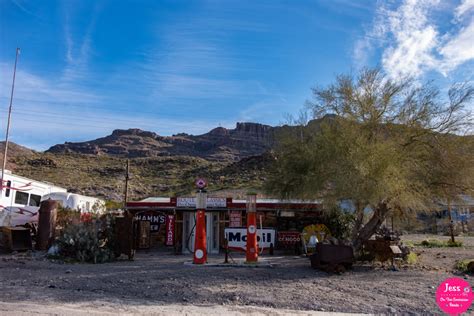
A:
[{"xmin": 195, "ymin": 178, "xmax": 207, "ymax": 189}]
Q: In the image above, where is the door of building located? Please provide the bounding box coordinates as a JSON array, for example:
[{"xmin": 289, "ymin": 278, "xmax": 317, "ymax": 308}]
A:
[{"xmin": 182, "ymin": 211, "xmax": 219, "ymax": 254}]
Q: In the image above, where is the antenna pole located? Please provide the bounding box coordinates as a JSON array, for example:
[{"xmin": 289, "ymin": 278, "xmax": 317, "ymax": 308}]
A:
[
  {"xmin": 1, "ymin": 47, "xmax": 20, "ymax": 190},
  {"xmin": 124, "ymin": 159, "xmax": 130, "ymax": 205}
]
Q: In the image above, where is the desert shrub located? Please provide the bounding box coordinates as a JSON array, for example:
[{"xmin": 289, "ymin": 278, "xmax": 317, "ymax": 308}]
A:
[
  {"xmin": 456, "ymin": 259, "xmax": 474, "ymax": 274},
  {"xmin": 418, "ymin": 239, "xmax": 463, "ymax": 248},
  {"xmin": 447, "ymin": 240, "xmax": 463, "ymax": 247},
  {"xmin": 56, "ymin": 206, "xmax": 81, "ymax": 229},
  {"xmin": 105, "ymin": 200, "xmax": 123, "ymax": 210},
  {"xmin": 321, "ymin": 206, "xmax": 355, "ymax": 240},
  {"xmin": 406, "ymin": 252, "xmax": 418, "ymax": 265},
  {"xmin": 54, "ymin": 213, "xmax": 117, "ymax": 263}
]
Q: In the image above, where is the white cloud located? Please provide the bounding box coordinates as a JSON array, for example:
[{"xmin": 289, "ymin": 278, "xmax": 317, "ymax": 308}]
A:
[
  {"xmin": 381, "ymin": 0, "xmax": 439, "ymax": 79},
  {"xmin": 439, "ymin": 18, "xmax": 474, "ymax": 74},
  {"xmin": 355, "ymin": 0, "xmax": 474, "ymax": 80},
  {"xmin": 455, "ymin": 0, "xmax": 474, "ymax": 17}
]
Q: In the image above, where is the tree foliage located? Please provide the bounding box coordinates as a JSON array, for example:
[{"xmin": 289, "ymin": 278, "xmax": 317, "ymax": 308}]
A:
[{"xmin": 266, "ymin": 68, "xmax": 474, "ymax": 250}]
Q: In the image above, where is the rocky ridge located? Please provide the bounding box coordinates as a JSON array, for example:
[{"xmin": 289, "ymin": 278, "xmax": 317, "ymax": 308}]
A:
[{"xmin": 47, "ymin": 122, "xmax": 275, "ymax": 162}]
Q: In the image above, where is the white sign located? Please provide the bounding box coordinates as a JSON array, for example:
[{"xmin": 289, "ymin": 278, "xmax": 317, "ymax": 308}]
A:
[
  {"xmin": 224, "ymin": 227, "xmax": 275, "ymax": 250},
  {"xmin": 177, "ymin": 197, "xmax": 226, "ymax": 208}
]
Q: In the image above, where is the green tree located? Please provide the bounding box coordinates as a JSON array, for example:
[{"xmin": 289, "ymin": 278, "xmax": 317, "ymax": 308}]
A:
[
  {"xmin": 266, "ymin": 68, "xmax": 473, "ymax": 251},
  {"xmin": 426, "ymin": 134, "xmax": 474, "ymax": 241}
]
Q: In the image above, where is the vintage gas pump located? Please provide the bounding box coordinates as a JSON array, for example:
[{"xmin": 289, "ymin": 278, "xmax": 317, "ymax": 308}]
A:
[
  {"xmin": 245, "ymin": 193, "xmax": 258, "ymax": 263},
  {"xmin": 193, "ymin": 179, "xmax": 207, "ymax": 264}
]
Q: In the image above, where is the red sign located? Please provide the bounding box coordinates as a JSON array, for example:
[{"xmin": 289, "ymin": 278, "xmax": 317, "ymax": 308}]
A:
[
  {"xmin": 195, "ymin": 178, "xmax": 207, "ymax": 189},
  {"xmin": 229, "ymin": 211, "xmax": 242, "ymax": 227},
  {"xmin": 165, "ymin": 215, "xmax": 175, "ymax": 246},
  {"xmin": 277, "ymin": 231, "xmax": 301, "ymax": 246}
]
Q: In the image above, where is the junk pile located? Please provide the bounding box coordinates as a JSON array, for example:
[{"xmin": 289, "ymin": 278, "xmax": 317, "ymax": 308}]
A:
[
  {"xmin": 363, "ymin": 226, "xmax": 410, "ymax": 266},
  {"xmin": 304, "ymin": 224, "xmax": 354, "ymax": 273},
  {"xmin": 309, "ymin": 239, "xmax": 354, "ymax": 273},
  {"xmin": 0, "ymin": 200, "xmax": 136, "ymax": 263}
]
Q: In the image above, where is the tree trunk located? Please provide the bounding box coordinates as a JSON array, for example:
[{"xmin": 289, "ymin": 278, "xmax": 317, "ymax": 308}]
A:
[
  {"xmin": 353, "ymin": 202, "xmax": 390, "ymax": 252},
  {"xmin": 351, "ymin": 200, "xmax": 364, "ymax": 241},
  {"xmin": 447, "ymin": 197, "xmax": 455, "ymax": 243}
]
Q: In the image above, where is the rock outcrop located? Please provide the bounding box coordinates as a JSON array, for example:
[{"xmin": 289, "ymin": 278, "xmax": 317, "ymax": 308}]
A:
[{"xmin": 47, "ymin": 122, "xmax": 275, "ymax": 162}]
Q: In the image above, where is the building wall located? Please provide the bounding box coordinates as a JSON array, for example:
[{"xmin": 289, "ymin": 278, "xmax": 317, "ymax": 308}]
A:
[{"xmin": 128, "ymin": 208, "xmax": 322, "ymax": 253}]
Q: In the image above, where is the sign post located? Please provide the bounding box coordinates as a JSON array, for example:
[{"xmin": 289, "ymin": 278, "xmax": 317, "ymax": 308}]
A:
[
  {"xmin": 193, "ymin": 178, "xmax": 207, "ymax": 264},
  {"xmin": 245, "ymin": 193, "xmax": 258, "ymax": 263}
]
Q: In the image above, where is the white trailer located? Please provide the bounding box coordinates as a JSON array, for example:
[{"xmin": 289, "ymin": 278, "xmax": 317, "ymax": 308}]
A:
[
  {"xmin": 41, "ymin": 192, "xmax": 106, "ymax": 214},
  {"xmin": 0, "ymin": 170, "xmax": 67, "ymax": 227}
]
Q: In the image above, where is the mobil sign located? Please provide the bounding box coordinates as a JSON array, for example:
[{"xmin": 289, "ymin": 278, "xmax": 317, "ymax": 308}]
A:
[{"xmin": 224, "ymin": 227, "xmax": 275, "ymax": 251}]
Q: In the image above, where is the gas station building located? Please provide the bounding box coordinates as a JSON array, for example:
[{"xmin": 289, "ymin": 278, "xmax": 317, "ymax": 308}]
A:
[{"xmin": 126, "ymin": 197, "xmax": 322, "ymax": 254}]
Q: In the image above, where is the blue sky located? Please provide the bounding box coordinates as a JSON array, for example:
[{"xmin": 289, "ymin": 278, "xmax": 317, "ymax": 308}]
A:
[{"xmin": 0, "ymin": 0, "xmax": 473, "ymax": 150}]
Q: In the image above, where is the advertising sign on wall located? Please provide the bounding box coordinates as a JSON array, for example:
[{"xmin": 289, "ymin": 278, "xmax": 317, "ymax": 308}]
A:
[
  {"xmin": 224, "ymin": 227, "xmax": 275, "ymax": 250},
  {"xmin": 229, "ymin": 211, "xmax": 242, "ymax": 227},
  {"xmin": 177, "ymin": 197, "xmax": 226, "ymax": 208},
  {"xmin": 165, "ymin": 215, "xmax": 175, "ymax": 246},
  {"xmin": 277, "ymin": 231, "xmax": 301, "ymax": 246},
  {"xmin": 134, "ymin": 212, "xmax": 166, "ymax": 232}
]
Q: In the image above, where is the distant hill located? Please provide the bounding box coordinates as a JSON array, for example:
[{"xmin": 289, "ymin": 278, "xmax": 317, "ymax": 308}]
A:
[
  {"xmin": 0, "ymin": 141, "xmax": 36, "ymax": 170},
  {"xmin": 47, "ymin": 122, "xmax": 275, "ymax": 162},
  {"xmin": 5, "ymin": 116, "xmax": 334, "ymax": 200}
]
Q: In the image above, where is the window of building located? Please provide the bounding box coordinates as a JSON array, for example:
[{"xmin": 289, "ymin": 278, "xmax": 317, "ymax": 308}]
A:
[
  {"xmin": 29, "ymin": 194, "xmax": 41, "ymax": 206},
  {"xmin": 14, "ymin": 191, "xmax": 29, "ymax": 205},
  {"xmin": 5, "ymin": 180, "xmax": 11, "ymax": 197}
]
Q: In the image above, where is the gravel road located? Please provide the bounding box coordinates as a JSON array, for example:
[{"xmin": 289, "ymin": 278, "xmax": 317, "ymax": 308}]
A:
[{"xmin": 0, "ymin": 234, "xmax": 472, "ymax": 315}]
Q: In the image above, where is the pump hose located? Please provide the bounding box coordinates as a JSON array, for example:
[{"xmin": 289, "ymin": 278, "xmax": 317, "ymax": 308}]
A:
[{"xmin": 185, "ymin": 213, "xmax": 197, "ymax": 253}]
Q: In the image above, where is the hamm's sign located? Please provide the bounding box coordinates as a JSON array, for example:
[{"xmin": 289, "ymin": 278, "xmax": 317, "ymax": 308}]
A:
[{"xmin": 224, "ymin": 227, "xmax": 276, "ymax": 250}]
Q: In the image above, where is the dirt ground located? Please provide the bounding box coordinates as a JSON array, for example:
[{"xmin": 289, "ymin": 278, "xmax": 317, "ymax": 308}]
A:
[{"xmin": 0, "ymin": 234, "xmax": 472, "ymax": 315}]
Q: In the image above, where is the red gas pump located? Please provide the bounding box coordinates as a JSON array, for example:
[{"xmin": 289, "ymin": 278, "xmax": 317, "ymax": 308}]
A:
[
  {"xmin": 246, "ymin": 193, "xmax": 258, "ymax": 263},
  {"xmin": 193, "ymin": 179, "xmax": 207, "ymax": 264}
]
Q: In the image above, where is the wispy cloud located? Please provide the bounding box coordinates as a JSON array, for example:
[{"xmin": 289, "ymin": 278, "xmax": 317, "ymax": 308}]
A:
[
  {"xmin": 61, "ymin": 2, "xmax": 103, "ymax": 83},
  {"xmin": 11, "ymin": 0, "xmax": 38, "ymax": 18},
  {"xmin": 129, "ymin": 7, "xmax": 279, "ymax": 106},
  {"xmin": 354, "ymin": 0, "xmax": 474, "ymax": 79},
  {"xmin": 238, "ymin": 97, "xmax": 291, "ymax": 125},
  {"xmin": 0, "ymin": 63, "xmax": 100, "ymax": 106},
  {"xmin": 0, "ymin": 62, "xmax": 241, "ymax": 150},
  {"xmin": 455, "ymin": 0, "xmax": 474, "ymax": 17}
]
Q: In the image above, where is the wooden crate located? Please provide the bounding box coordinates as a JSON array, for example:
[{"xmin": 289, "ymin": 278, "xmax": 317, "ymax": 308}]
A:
[{"xmin": 1, "ymin": 227, "xmax": 32, "ymax": 252}]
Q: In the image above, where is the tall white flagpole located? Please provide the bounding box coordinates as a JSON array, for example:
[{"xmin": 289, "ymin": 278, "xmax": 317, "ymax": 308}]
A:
[{"xmin": 1, "ymin": 47, "xmax": 20, "ymax": 190}]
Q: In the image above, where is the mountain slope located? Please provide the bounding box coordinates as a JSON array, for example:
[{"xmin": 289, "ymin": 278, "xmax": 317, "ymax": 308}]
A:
[{"xmin": 47, "ymin": 122, "xmax": 275, "ymax": 162}]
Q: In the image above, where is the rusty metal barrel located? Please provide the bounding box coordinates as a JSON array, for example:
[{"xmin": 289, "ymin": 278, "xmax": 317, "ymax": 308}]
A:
[{"xmin": 36, "ymin": 199, "xmax": 59, "ymax": 250}]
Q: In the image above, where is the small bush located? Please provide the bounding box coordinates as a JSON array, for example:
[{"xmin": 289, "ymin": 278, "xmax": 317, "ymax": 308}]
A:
[
  {"xmin": 406, "ymin": 252, "xmax": 418, "ymax": 265},
  {"xmin": 321, "ymin": 206, "xmax": 355, "ymax": 240},
  {"xmin": 447, "ymin": 240, "xmax": 463, "ymax": 247},
  {"xmin": 456, "ymin": 259, "xmax": 474, "ymax": 274},
  {"xmin": 418, "ymin": 239, "xmax": 463, "ymax": 248}
]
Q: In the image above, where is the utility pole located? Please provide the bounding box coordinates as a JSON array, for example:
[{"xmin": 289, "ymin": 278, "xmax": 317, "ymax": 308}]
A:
[
  {"xmin": 447, "ymin": 196, "xmax": 455, "ymax": 243},
  {"xmin": 1, "ymin": 47, "xmax": 20, "ymax": 190},
  {"xmin": 123, "ymin": 159, "xmax": 130, "ymax": 206}
]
